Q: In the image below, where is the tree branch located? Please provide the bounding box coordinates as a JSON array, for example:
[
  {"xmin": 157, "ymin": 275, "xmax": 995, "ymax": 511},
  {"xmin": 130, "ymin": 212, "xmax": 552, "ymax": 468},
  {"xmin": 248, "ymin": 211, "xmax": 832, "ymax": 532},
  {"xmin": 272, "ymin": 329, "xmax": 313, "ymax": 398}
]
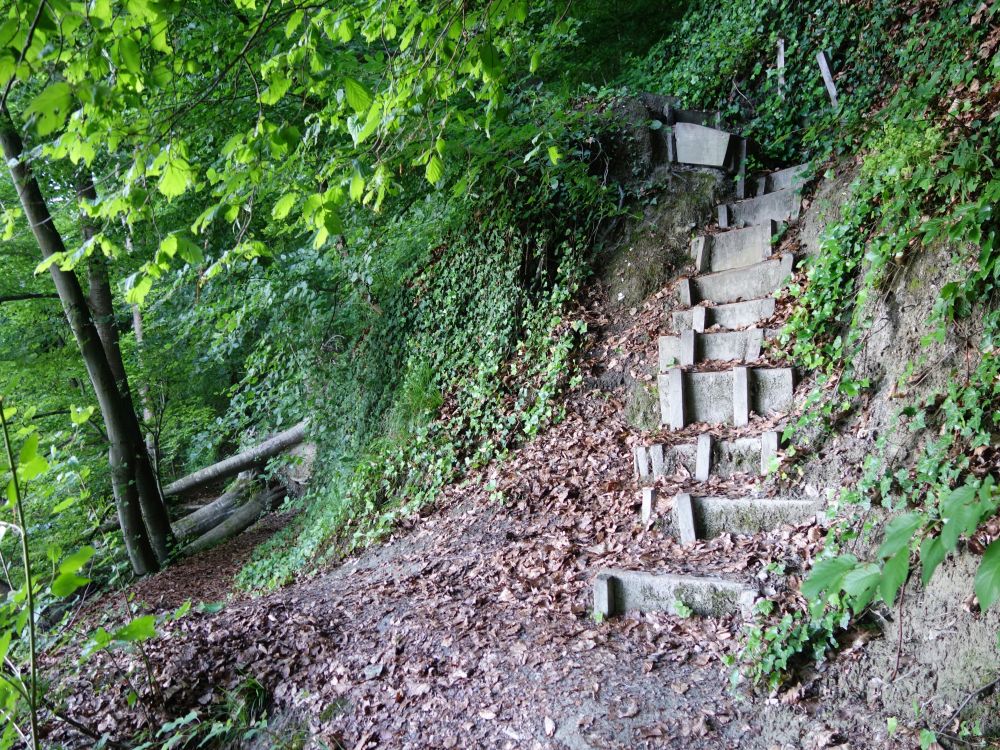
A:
[{"xmin": 0, "ymin": 293, "xmax": 59, "ymax": 303}]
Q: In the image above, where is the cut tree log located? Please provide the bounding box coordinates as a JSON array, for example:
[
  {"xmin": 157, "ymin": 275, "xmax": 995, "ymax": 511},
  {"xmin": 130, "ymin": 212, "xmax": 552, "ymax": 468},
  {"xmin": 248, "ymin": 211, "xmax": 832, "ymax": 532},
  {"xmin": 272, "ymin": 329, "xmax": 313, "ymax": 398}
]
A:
[
  {"xmin": 172, "ymin": 478, "xmax": 255, "ymax": 540},
  {"xmin": 162, "ymin": 421, "xmax": 307, "ymax": 497},
  {"xmin": 179, "ymin": 485, "xmax": 285, "ymax": 557}
]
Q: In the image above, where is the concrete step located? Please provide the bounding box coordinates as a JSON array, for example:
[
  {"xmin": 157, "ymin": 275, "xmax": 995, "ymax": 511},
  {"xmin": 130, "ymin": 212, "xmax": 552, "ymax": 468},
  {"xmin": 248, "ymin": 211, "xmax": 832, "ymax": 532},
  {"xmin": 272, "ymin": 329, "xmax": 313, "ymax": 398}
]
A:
[
  {"xmin": 668, "ymin": 123, "xmax": 743, "ymax": 171},
  {"xmin": 658, "ymin": 366, "xmax": 794, "ymax": 429},
  {"xmin": 718, "ymin": 187, "xmax": 802, "ymax": 228},
  {"xmin": 658, "ymin": 327, "xmax": 781, "ymax": 368},
  {"xmin": 672, "ymin": 298, "xmax": 776, "ymax": 332},
  {"xmin": 755, "ymin": 163, "xmax": 809, "ymax": 196},
  {"xmin": 594, "ymin": 569, "xmax": 757, "ymax": 619},
  {"xmin": 674, "ymin": 494, "xmax": 824, "ymax": 544},
  {"xmin": 634, "ymin": 431, "xmax": 781, "ymax": 482},
  {"xmin": 677, "ymin": 254, "xmax": 794, "ymax": 307},
  {"xmin": 690, "ymin": 221, "xmax": 777, "ymax": 273}
]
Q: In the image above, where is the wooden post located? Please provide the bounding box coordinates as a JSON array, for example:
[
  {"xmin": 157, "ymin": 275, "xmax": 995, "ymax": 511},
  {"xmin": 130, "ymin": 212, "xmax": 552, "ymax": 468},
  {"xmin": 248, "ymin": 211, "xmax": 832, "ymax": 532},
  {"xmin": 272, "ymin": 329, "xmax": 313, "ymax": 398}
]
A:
[
  {"xmin": 816, "ymin": 51, "xmax": 839, "ymax": 108},
  {"xmin": 777, "ymin": 39, "xmax": 786, "ymax": 100}
]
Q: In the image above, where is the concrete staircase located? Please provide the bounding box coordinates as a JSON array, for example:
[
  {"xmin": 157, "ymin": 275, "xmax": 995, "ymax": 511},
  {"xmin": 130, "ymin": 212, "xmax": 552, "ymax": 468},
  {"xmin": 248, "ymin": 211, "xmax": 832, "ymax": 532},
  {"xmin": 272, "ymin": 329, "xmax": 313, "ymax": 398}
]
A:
[{"xmin": 594, "ymin": 120, "xmax": 818, "ymax": 619}]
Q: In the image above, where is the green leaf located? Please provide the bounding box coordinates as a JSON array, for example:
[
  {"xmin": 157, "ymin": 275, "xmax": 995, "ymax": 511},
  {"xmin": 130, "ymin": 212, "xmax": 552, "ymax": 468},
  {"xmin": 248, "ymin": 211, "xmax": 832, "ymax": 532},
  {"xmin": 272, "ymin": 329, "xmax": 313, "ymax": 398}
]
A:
[
  {"xmin": 842, "ymin": 562, "xmax": 881, "ymax": 612},
  {"xmin": 801, "ymin": 554, "xmax": 858, "ymax": 600},
  {"xmin": 70, "ymin": 405, "xmax": 95, "ymax": 425},
  {"xmin": 975, "ymin": 539, "xmax": 1000, "ymax": 611},
  {"xmin": 124, "ymin": 273, "xmax": 153, "ymax": 305},
  {"xmin": 343, "ymin": 77, "xmax": 372, "ymax": 113},
  {"xmin": 876, "ymin": 512, "xmax": 923, "ymax": 560},
  {"xmin": 51, "ymin": 571, "xmax": 90, "ymax": 597},
  {"xmin": 879, "ymin": 548, "xmax": 909, "ymax": 606},
  {"xmin": 113, "ymin": 614, "xmax": 156, "ymax": 642},
  {"xmin": 940, "ymin": 483, "xmax": 983, "ymax": 551},
  {"xmin": 18, "ymin": 434, "xmax": 38, "ymax": 466},
  {"xmin": 118, "ymin": 37, "xmax": 141, "ymax": 74},
  {"xmin": 27, "ymin": 82, "xmax": 73, "ymax": 135},
  {"xmin": 425, "ymin": 155, "xmax": 444, "ymax": 185},
  {"xmin": 919, "ymin": 535, "xmax": 946, "ymax": 586},
  {"xmin": 59, "ymin": 546, "xmax": 96, "ymax": 574},
  {"xmin": 272, "ymin": 193, "xmax": 296, "ymax": 220},
  {"xmin": 158, "ymin": 154, "xmax": 193, "ymax": 199},
  {"xmin": 260, "ymin": 74, "xmax": 291, "ymax": 105},
  {"xmin": 350, "ymin": 170, "xmax": 365, "ymax": 202},
  {"xmin": 547, "ymin": 146, "xmax": 561, "ymax": 165},
  {"xmin": 479, "ymin": 42, "xmax": 502, "ymax": 80}
]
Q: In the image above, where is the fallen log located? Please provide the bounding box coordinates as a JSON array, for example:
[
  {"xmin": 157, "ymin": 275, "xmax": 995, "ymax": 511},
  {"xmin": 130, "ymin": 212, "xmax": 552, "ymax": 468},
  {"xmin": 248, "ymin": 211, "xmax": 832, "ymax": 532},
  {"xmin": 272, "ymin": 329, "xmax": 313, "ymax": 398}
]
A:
[
  {"xmin": 171, "ymin": 478, "xmax": 254, "ymax": 540},
  {"xmin": 162, "ymin": 421, "xmax": 307, "ymax": 497},
  {"xmin": 179, "ymin": 485, "xmax": 285, "ymax": 557}
]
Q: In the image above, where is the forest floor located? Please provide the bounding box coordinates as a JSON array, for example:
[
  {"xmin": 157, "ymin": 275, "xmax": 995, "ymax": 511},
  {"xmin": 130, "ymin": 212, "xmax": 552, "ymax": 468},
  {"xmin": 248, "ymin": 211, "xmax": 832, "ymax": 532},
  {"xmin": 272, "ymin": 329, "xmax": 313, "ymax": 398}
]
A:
[{"xmin": 49, "ymin": 286, "xmax": 921, "ymax": 750}]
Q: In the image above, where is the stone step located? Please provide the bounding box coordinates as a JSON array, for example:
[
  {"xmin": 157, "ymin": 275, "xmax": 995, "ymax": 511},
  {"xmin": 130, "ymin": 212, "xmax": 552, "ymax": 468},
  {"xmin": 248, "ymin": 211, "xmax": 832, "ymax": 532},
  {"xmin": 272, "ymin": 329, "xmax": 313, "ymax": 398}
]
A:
[
  {"xmin": 755, "ymin": 163, "xmax": 810, "ymax": 196},
  {"xmin": 658, "ymin": 328, "xmax": 781, "ymax": 368},
  {"xmin": 594, "ymin": 569, "xmax": 757, "ymax": 619},
  {"xmin": 672, "ymin": 298, "xmax": 776, "ymax": 332},
  {"xmin": 658, "ymin": 366, "xmax": 794, "ymax": 429},
  {"xmin": 718, "ymin": 187, "xmax": 802, "ymax": 228},
  {"xmin": 674, "ymin": 494, "xmax": 824, "ymax": 544},
  {"xmin": 667, "ymin": 123, "xmax": 743, "ymax": 172},
  {"xmin": 634, "ymin": 431, "xmax": 781, "ymax": 482},
  {"xmin": 690, "ymin": 221, "xmax": 777, "ymax": 273},
  {"xmin": 677, "ymin": 254, "xmax": 794, "ymax": 307}
]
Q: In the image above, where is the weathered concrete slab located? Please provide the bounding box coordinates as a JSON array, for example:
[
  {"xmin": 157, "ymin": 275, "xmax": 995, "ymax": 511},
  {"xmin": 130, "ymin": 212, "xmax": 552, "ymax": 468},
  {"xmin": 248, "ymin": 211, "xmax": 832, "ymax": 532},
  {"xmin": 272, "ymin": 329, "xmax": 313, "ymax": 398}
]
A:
[
  {"xmin": 704, "ymin": 221, "xmax": 777, "ymax": 272},
  {"xmin": 672, "ymin": 123, "xmax": 733, "ymax": 168},
  {"xmin": 719, "ymin": 188, "xmax": 802, "ymax": 228},
  {"xmin": 658, "ymin": 328, "xmax": 765, "ymax": 369},
  {"xmin": 673, "ymin": 298, "xmax": 776, "ymax": 331},
  {"xmin": 757, "ymin": 163, "xmax": 809, "ymax": 195},
  {"xmin": 695, "ymin": 434, "xmax": 712, "ymax": 481},
  {"xmin": 658, "ymin": 367, "xmax": 794, "ymax": 428},
  {"xmin": 664, "ymin": 103, "xmax": 722, "ymax": 128},
  {"xmin": 641, "ymin": 487, "xmax": 657, "ymax": 524},
  {"xmin": 673, "ymin": 495, "xmax": 824, "ymax": 541},
  {"xmin": 760, "ymin": 430, "xmax": 780, "ymax": 474},
  {"xmin": 634, "ymin": 444, "xmax": 651, "ymax": 480},
  {"xmin": 682, "ymin": 255, "xmax": 794, "ymax": 305},
  {"xmin": 594, "ymin": 569, "xmax": 758, "ymax": 618}
]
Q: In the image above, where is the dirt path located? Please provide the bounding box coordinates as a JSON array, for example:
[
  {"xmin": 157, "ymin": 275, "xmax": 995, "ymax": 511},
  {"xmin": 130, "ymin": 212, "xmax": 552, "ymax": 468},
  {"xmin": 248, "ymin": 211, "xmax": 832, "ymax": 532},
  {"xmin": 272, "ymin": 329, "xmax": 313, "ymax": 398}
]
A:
[{"xmin": 46, "ymin": 292, "xmax": 877, "ymax": 750}]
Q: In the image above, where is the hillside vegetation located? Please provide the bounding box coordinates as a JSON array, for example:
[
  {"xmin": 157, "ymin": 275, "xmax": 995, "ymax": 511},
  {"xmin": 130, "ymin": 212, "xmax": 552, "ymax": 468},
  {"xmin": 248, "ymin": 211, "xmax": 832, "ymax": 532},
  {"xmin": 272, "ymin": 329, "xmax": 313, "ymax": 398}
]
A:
[{"xmin": 0, "ymin": 0, "xmax": 998, "ymax": 747}]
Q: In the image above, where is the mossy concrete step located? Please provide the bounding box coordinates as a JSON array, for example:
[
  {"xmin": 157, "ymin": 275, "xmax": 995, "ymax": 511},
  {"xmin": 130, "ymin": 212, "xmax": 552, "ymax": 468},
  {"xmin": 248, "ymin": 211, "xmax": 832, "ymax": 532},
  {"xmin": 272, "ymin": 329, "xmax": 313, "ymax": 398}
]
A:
[
  {"xmin": 672, "ymin": 297, "xmax": 776, "ymax": 332},
  {"xmin": 634, "ymin": 431, "xmax": 781, "ymax": 482},
  {"xmin": 658, "ymin": 366, "xmax": 794, "ymax": 429},
  {"xmin": 674, "ymin": 494, "xmax": 824, "ymax": 544},
  {"xmin": 690, "ymin": 221, "xmax": 777, "ymax": 273},
  {"xmin": 718, "ymin": 187, "xmax": 802, "ymax": 228},
  {"xmin": 667, "ymin": 123, "xmax": 744, "ymax": 172},
  {"xmin": 677, "ymin": 254, "xmax": 794, "ymax": 306},
  {"xmin": 755, "ymin": 163, "xmax": 810, "ymax": 196},
  {"xmin": 594, "ymin": 569, "xmax": 758, "ymax": 618},
  {"xmin": 658, "ymin": 328, "xmax": 781, "ymax": 368}
]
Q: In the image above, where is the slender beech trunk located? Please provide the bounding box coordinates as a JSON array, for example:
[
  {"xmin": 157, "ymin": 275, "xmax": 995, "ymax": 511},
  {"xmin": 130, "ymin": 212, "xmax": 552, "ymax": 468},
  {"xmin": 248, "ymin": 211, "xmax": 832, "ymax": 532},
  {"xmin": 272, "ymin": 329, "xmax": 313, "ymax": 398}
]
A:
[
  {"xmin": 76, "ymin": 176, "xmax": 174, "ymax": 563},
  {"xmin": 0, "ymin": 108, "xmax": 163, "ymax": 573},
  {"xmin": 130, "ymin": 301, "xmax": 160, "ymax": 471}
]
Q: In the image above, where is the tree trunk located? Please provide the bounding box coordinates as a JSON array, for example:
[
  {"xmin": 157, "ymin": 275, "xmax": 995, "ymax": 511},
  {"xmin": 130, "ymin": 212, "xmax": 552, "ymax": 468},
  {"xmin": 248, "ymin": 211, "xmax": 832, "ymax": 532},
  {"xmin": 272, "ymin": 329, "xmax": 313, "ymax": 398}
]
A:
[
  {"xmin": 163, "ymin": 421, "xmax": 307, "ymax": 496},
  {"xmin": 109, "ymin": 446, "xmax": 158, "ymax": 575},
  {"xmin": 0, "ymin": 108, "xmax": 169, "ymax": 573},
  {"xmin": 179, "ymin": 486, "xmax": 285, "ymax": 557},
  {"xmin": 172, "ymin": 478, "xmax": 255, "ymax": 540},
  {"xmin": 76, "ymin": 175, "xmax": 174, "ymax": 564},
  {"xmin": 130, "ymin": 301, "xmax": 160, "ymax": 471}
]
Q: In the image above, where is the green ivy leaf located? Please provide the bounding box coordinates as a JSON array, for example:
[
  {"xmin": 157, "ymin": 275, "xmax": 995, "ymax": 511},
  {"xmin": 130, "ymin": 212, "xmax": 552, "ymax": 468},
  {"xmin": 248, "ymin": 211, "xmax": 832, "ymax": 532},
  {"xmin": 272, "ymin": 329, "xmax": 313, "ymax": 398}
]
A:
[{"xmin": 975, "ymin": 540, "xmax": 1000, "ymax": 611}]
